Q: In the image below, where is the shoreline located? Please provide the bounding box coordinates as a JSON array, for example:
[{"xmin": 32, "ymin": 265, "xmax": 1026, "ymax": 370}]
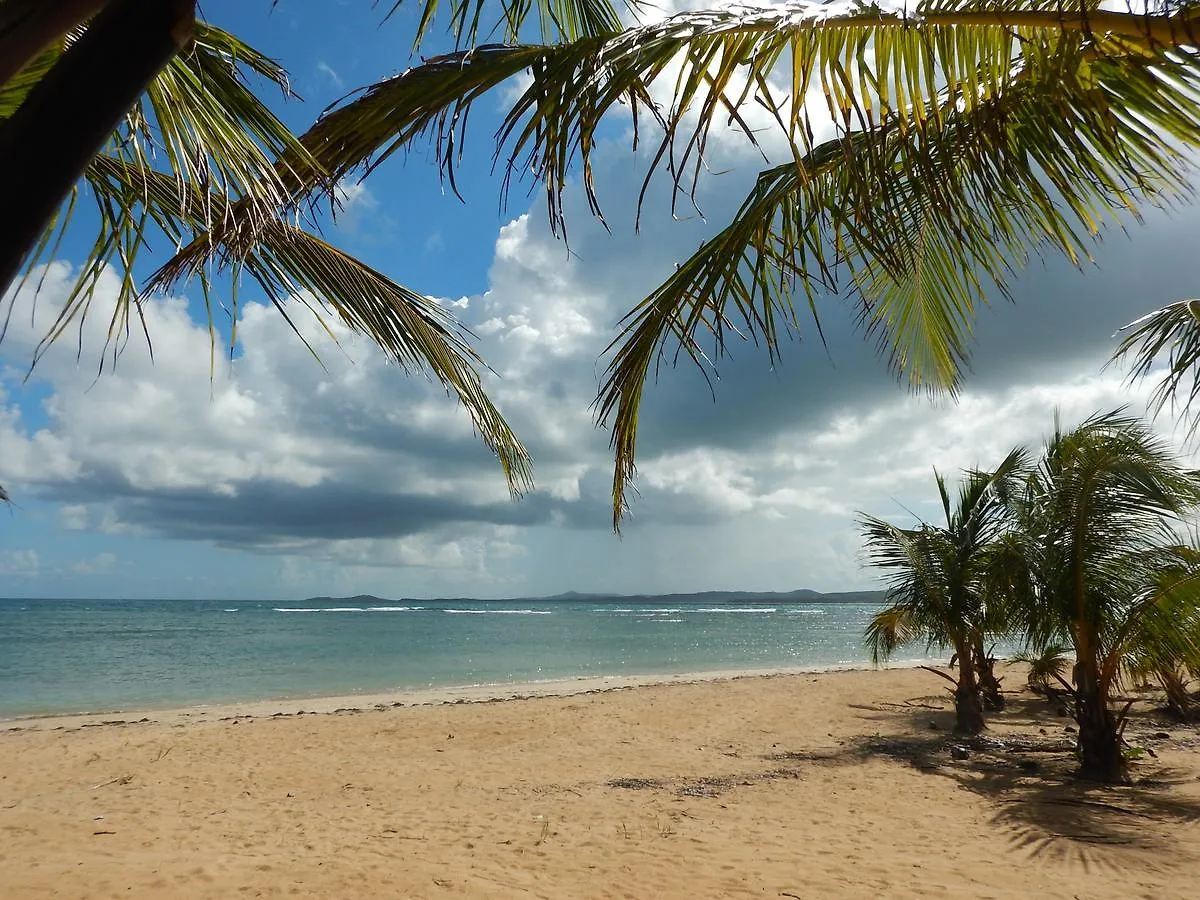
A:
[
  {"xmin": 3, "ymin": 659, "xmax": 1197, "ymax": 898},
  {"xmin": 1, "ymin": 657, "xmax": 943, "ymax": 732}
]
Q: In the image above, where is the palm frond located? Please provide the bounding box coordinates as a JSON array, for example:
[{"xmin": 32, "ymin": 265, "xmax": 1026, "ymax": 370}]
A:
[
  {"xmin": 7, "ymin": 21, "xmax": 326, "ymax": 324},
  {"xmin": 52, "ymin": 155, "xmax": 531, "ymax": 494},
  {"xmin": 323, "ymin": 2, "xmax": 1200, "ymax": 524},
  {"xmin": 386, "ymin": 0, "xmax": 627, "ymax": 49},
  {"xmin": 136, "ymin": 23, "xmax": 317, "ymax": 213},
  {"xmin": 1012, "ymin": 643, "xmax": 1072, "ymax": 693},
  {"xmin": 4, "ymin": 21, "xmax": 314, "ymax": 212},
  {"xmin": 865, "ymin": 603, "xmax": 922, "ymax": 663},
  {"xmin": 1110, "ymin": 300, "xmax": 1200, "ymax": 436},
  {"xmin": 589, "ymin": 30, "xmax": 1200, "ymax": 523},
  {"xmin": 0, "ymin": 38, "xmax": 62, "ymax": 119}
]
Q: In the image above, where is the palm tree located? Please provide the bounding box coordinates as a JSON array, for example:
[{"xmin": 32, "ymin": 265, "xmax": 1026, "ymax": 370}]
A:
[
  {"xmin": 12, "ymin": 3, "xmax": 1200, "ymax": 529},
  {"xmin": 995, "ymin": 411, "xmax": 1200, "ymax": 781},
  {"xmin": 319, "ymin": 0, "xmax": 1200, "ymax": 525},
  {"xmin": 1, "ymin": 2, "xmax": 634, "ymax": 497},
  {"xmin": 861, "ymin": 448, "xmax": 1025, "ymax": 734},
  {"xmin": 1124, "ymin": 544, "xmax": 1200, "ymax": 722}
]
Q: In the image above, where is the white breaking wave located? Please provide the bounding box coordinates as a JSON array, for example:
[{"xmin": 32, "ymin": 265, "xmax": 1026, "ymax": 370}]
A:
[
  {"xmin": 598, "ymin": 607, "xmax": 682, "ymax": 614},
  {"xmin": 273, "ymin": 607, "xmax": 366, "ymax": 613},
  {"xmin": 694, "ymin": 607, "xmax": 776, "ymax": 613},
  {"xmin": 442, "ymin": 608, "xmax": 551, "ymax": 615}
]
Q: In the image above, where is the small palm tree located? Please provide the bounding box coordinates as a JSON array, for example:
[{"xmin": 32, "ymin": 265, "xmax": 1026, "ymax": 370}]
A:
[
  {"xmin": 996, "ymin": 412, "xmax": 1200, "ymax": 781},
  {"xmin": 1125, "ymin": 545, "xmax": 1200, "ymax": 722},
  {"xmin": 1012, "ymin": 643, "xmax": 1072, "ymax": 699},
  {"xmin": 861, "ymin": 449, "xmax": 1025, "ymax": 734}
]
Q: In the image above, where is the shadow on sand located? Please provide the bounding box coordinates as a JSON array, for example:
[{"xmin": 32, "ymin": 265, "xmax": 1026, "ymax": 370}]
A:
[{"xmin": 817, "ymin": 690, "xmax": 1200, "ymax": 874}]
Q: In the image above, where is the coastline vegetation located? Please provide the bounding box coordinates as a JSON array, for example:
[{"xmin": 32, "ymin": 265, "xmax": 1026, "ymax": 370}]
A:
[{"xmin": 862, "ymin": 411, "xmax": 1200, "ymax": 782}]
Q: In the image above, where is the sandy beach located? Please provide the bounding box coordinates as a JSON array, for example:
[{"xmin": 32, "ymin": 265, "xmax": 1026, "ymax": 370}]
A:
[{"xmin": 2, "ymin": 664, "xmax": 1198, "ymax": 899}]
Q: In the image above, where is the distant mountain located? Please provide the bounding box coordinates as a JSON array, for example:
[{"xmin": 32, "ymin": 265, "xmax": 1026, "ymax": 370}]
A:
[
  {"xmin": 533, "ymin": 589, "xmax": 884, "ymax": 604},
  {"xmin": 302, "ymin": 589, "xmax": 885, "ymax": 605},
  {"xmin": 302, "ymin": 594, "xmax": 392, "ymax": 605}
]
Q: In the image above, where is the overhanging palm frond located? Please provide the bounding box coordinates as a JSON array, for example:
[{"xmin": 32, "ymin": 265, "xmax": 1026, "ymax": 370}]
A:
[
  {"xmin": 146, "ymin": 39, "xmax": 633, "ymax": 330},
  {"xmin": 6, "ymin": 21, "xmax": 326, "ymax": 321},
  {"xmin": 1110, "ymin": 300, "xmax": 1200, "ymax": 436},
  {"xmin": 46, "ymin": 155, "xmax": 533, "ymax": 494},
  {"xmin": 592, "ymin": 25, "xmax": 1200, "ymax": 525},
  {"xmin": 2, "ymin": 11, "xmax": 540, "ymax": 499},
  {"xmin": 385, "ymin": 0, "xmax": 628, "ymax": 48},
  {"xmin": 308, "ymin": 1, "xmax": 1200, "ymax": 525},
  {"xmin": 10, "ymin": 21, "xmax": 316, "ymax": 212}
]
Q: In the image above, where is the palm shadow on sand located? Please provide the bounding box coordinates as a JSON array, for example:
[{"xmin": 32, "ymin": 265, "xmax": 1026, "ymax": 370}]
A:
[{"xmin": 823, "ymin": 692, "xmax": 1200, "ymax": 874}]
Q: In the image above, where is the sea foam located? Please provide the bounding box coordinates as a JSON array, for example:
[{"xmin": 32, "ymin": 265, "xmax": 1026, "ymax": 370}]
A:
[{"xmin": 442, "ymin": 608, "xmax": 551, "ymax": 615}]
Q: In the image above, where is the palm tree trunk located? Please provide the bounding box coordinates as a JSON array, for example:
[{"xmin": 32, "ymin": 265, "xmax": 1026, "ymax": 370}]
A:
[
  {"xmin": 1073, "ymin": 660, "xmax": 1127, "ymax": 782},
  {"xmin": 0, "ymin": 0, "xmax": 195, "ymax": 294},
  {"xmin": 972, "ymin": 636, "xmax": 1005, "ymax": 711},
  {"xmin": 0, "ymin": 0, "xmax": 110, "ymax": 85},
  {"xmin": 954, "ymin": 645, "xmax": 985, "ymax": 735}
]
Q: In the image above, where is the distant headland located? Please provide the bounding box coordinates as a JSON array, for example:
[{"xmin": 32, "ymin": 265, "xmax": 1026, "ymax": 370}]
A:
[{"xmin": 302, "ymin": 588, "xmax": 885, "ymax": 605}]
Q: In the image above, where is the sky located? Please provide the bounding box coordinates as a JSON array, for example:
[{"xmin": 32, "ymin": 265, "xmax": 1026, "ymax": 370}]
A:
[{"xmin": 0, "ymin": 0, "xmax": 1196, "ymax": 601}]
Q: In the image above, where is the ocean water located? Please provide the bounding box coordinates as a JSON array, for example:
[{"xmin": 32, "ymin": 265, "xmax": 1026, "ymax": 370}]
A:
[{"xmin": 0, "ymin": 598, "xmax": 917, "ymax": 718}]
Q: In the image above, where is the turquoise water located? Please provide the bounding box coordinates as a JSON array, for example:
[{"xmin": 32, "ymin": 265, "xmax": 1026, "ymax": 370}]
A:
[{"xmin": 0, "ymin": 598, "xmax": 916, "ymax": 718}]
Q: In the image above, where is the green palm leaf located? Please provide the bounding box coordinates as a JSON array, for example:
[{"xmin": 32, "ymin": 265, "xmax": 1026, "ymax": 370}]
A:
[
  {"xmin": 2, "ymin": 17, "xmax": 534, "ymax": 495},
  {"xmin": 1110, "ymin": 300, "xmax": 1200, "ymax": 434},
  {"xmin": 7, "ymin": 21, "xmax": 326, "ymax": 324},
  {"xmin": 56, "ymin": 155, "xmax": 534, "ymax": 495},
  {"xmin": 299, "ymin": 1, "xmax": 1200, "ymax": 525},
  {"xmin": 386, "ymin": 0, "xmax": 627, "ymax": 48}
]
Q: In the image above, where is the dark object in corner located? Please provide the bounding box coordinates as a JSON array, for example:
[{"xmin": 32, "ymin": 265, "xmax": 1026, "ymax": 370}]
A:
[{"xmin": 0, "ymin": 0, "xmax": 196, "ymax": 293}]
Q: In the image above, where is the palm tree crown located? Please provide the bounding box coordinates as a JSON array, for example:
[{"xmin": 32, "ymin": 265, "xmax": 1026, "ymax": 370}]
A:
[
  {"xmin": 10, "ymin": 2, "xmax": 1200, "ymax": 525},
  {"xmin": 861, "ymin": 448, "xmax": 1025, "ymax": 731},
  {"xmin": 996, "ymin": 410, "xmax": 1200, "ymax": 779},
  {"xmin": 306, "ymin": 0, "xmax": 1200, "ymax": 524}
]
